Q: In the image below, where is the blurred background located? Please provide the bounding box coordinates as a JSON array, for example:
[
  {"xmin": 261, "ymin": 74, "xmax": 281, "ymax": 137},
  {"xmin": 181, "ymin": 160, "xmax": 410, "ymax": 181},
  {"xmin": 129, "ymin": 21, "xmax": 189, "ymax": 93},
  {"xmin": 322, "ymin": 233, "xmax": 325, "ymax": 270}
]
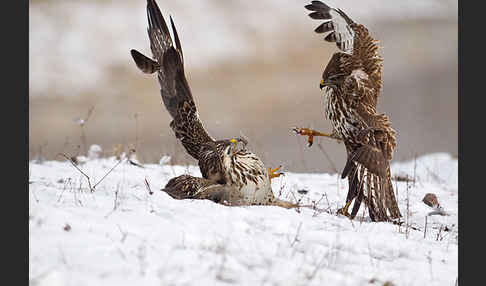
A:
[{"xmin": 29, "ymin": 0, "xmax": 457, "ymax": 173}]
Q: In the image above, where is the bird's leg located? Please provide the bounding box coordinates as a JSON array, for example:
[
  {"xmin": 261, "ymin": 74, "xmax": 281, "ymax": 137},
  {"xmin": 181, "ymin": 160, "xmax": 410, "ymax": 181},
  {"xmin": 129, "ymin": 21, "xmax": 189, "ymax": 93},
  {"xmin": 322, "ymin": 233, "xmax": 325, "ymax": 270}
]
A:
[
  {"xmin": 292, "ymin": 127, "xmax": 342, "ymax": 147},
  {"xmin": 337, "ymin": 200, "xmax": 353, "ymax": 218},
  {"xmin": 268, "ymin": 165, "xmax": 283, "ymax": 181}
]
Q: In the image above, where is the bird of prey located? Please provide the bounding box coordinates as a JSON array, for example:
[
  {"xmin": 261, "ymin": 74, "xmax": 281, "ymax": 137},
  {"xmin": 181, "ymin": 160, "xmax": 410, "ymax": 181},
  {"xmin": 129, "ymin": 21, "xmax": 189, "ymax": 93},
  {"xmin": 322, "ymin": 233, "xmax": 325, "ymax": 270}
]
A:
[
  {"xmin": 131, "ymin": 0, "xmax": 295, "ymax": 208},
  {"xmin": 294, "ymin": 1, "xmax": 401, "ymax": 221}
]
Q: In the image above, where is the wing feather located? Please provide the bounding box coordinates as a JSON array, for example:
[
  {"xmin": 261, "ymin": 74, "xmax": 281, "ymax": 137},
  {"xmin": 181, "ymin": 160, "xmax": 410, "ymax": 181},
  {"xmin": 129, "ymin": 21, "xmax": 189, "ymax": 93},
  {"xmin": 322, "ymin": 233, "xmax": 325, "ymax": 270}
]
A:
[
  {"xmin": 307, "ymin": 1, "xmax": 384, "ymax": 96},
  {"xmin": 142, "ymin": 0, "xmax": 213, "ymax": 160},
  {"xmin": 305, "ymin": 1, "xmax": 355, "ymax": 54},
  {"xmin": 162, "ymin": 175, "xmax": 244, "ymax": 205}
]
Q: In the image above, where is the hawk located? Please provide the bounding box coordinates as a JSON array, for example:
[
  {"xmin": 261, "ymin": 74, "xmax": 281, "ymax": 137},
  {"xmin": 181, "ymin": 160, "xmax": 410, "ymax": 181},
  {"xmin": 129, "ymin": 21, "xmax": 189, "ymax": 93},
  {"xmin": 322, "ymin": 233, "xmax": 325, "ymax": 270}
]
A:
[
  {"xmin": 294, "ymin": 1, "xmax": 401, "ymax": 221},
  {"xmin": 131, "ymin": 0, "xmax": 295, "ymax": 208}
]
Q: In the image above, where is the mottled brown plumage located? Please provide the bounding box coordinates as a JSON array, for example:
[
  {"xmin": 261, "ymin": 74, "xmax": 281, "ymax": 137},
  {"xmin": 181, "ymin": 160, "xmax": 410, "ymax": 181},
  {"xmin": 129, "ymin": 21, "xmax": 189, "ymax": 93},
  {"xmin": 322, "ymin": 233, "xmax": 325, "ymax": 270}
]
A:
[
  {"xmin": 297, "ymin": 1, "xmax": 401, "ymax": 221},
  {"xmin": 131, "ymin": 0, "xmax": 294, "ymax": 208},
  {"xmin": 162, "ymin": 175, "xmax": 246, "ymax": 206}
]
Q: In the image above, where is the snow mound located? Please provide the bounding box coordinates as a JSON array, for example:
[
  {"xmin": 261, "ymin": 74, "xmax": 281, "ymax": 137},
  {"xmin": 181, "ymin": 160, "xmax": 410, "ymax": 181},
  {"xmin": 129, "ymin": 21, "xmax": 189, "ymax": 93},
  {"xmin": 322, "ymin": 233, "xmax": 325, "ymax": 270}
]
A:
[{"xmin": 391, "ymin": 152, "xmax": 458, "ymax": 187}]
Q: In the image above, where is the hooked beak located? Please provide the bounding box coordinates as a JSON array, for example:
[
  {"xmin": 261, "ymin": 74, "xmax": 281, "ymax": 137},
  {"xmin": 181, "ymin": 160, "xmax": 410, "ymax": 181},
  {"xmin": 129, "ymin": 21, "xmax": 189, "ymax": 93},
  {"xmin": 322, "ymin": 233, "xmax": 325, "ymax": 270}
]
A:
[
  {"xmin": 230, "ymin": 137, "xmax": 248, "ymax": 156},
  {"xmin": 231, "ymin": 137, "xmax": 248, "ymax": 146},
  {"xmin": 320, "ymin": 79, "xmax": 336, "ymax": 89}
]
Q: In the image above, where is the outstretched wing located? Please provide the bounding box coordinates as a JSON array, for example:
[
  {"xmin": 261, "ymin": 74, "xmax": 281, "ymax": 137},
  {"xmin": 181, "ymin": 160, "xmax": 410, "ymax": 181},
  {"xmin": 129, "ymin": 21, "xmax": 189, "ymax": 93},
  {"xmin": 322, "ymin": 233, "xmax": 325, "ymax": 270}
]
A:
[
  {"xmin": 306, "ymin": 1, "xmax": 383, "ymax": 92},
  {"xmin": 161, "ymin": 175, "xmax": 245, "ymax": 205},
  {"xmin": 132, "ymin": 0, "xmax": 213, "ymax": 160},
  {"xmin": 305, "ymin": 1, "xmax": 355, "ymax": 53}
]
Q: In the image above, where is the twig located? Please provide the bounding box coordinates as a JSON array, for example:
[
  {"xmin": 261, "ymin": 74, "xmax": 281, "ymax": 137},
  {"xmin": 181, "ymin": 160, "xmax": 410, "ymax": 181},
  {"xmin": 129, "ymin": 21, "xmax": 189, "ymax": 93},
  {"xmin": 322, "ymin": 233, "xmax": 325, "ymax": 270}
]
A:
[
  {"xmin": 436, "ymin": 225, "xmax": 443, "ymax": 241},
  {"xmin": 134, "ymin": 113, "xmax": 140, "ymax": 151},
  {"xmin": 392, "ymin": 175, "xmax": 415, "ymax": 182},
  {"xmin": 290, "ymin": 222, "xmax": 303, "ymax": 247},
  {"xmin": 113, "ymin": 183, "xmax": 120, "ymax": 211},
  {"xmin": 58, "ymin": 153, "xmax": 93, "ymax": 192},
  {"xmin": 117, "ymin": 224, "xmax": 128, "ymax": 243},
  {"xmin": 93, "ymin": 158, "xmax": 126, "ymax": 189},
  {"xmin": 406, "ymin": 180, "xmax": 410, "ymax": 239},
  {"xmin": 413, "ymin": 153, "xmax": 417, "ymax": 188},
  {"xmin": 57, "ymin": 178, "xmax": 72, "ymax": 202},
  {"xmin": 77, "ymin": 106, "xmax": 95, "ymax": 155},
  {"xmin": 424, "ymin": 216, "xmax": 428, "ymax": 239},
  {"xmin": 144, "ymin": 178, "xmax": 153, "ymax": 195},
  {"xmin": 58, "ymin": 152, "xmax": 126, "ymax": 192}
]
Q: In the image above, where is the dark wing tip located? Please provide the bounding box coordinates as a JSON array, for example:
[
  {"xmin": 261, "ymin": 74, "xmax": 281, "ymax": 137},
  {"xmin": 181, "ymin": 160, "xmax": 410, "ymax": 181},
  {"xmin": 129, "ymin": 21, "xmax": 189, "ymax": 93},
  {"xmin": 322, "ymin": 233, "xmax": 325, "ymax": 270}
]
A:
[
  {"xmin": 324, "ymin": 32, "xmax": 336, "ymax": 42},
  {"xmin": 147, "ymin": 0, "xmax": 170, "ymax": 35},
  {"xmin": 305, "ymin": 1, "xmax": 332, "ymax": 12},
  {"xmin": 169, "ymin": 15, "xmax": 183, "ymax": 58},
  {"xmin": 130, "ymin": 49, "xmax": 159, "ymax": 74},
  {"xmin": 308, "ymin": 11, "xmax": 332, "ymax": 20},
  {"xmin": 314, "ymin": 22, "xmax": 333, "ymax": 34}
]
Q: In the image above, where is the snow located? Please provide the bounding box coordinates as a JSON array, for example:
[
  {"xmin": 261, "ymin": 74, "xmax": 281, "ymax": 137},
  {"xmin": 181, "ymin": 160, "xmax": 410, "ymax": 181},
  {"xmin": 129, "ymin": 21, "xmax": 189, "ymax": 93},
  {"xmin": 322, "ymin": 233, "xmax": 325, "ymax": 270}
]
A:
[{"xmin": 29, "ymin": 152, "xmax": 457, "ymax": 285}]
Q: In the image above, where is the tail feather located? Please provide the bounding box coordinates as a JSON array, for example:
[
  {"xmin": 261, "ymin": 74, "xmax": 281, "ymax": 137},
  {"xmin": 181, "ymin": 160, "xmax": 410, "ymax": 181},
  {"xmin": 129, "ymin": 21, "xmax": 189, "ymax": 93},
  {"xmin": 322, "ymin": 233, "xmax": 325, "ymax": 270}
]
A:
[
  {"xmin": 384, "ymin": 167, "xmax": 401, "ymax": 218},
  {"xmin": 346, "ymin": 163, "xmax": 401, "ymax": 222},
  {"xmin": 350, "ymin": 165, "xmax": 365, "ymax": 217},
  {"xmin": 346, "ymin": 163, "xmax": 359, "ymax": 202},
  {"xmin": 350, "ymin": 186, "xmax": 364, "ymax": 218}
]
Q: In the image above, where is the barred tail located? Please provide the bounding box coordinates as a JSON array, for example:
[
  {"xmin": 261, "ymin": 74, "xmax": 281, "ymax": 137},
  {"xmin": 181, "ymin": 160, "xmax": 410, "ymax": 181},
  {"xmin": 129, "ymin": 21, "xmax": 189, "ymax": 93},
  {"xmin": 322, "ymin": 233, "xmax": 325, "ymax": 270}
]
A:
[{"xmin": 346, "ymin": 163, "xmax": 401, "ymax": 221}]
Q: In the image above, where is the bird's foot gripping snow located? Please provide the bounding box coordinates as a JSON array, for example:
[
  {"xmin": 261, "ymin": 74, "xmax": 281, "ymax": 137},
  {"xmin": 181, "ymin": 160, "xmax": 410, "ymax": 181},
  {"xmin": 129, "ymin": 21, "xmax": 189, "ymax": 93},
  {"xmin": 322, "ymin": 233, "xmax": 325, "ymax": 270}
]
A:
[{"xmin": 337, "ymin": 200, "xmax": 353, "ymax": 219}]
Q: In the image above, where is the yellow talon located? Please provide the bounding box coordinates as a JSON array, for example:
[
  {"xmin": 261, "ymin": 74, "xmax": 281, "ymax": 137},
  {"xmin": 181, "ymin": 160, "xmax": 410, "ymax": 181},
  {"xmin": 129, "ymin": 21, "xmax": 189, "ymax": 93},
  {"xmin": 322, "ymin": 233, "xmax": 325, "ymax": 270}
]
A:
[
  {"xmin": 337, "ymin": 200, "xmax": 353, "ymax": 218},
  {"xmin": 268, "ymin": 165, "xmax": 283, "ymax": 181},
  {"xmin": 292, "ymin": 127, "xmax": 342, "ymax": 147}
]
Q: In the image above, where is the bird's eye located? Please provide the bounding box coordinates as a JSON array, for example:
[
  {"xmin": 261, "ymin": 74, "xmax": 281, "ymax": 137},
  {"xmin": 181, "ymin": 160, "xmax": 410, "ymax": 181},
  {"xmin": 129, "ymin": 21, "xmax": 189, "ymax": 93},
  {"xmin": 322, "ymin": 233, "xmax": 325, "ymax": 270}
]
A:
[{"xmin": 328, "ymin": 73, "xmax": 345, "ymax": 80}]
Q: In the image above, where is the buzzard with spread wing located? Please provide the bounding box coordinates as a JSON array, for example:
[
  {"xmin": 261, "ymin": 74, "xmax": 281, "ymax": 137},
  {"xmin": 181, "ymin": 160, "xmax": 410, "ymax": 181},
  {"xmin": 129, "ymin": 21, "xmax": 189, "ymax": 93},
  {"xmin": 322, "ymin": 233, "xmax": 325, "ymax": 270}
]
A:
[
  {"xmin": 294, "ymin": 1, "xmax": 401, "ymax": 221},
  {"xmin": 131, "ymin": 0, "xmax": 295, "ymax": 208}
]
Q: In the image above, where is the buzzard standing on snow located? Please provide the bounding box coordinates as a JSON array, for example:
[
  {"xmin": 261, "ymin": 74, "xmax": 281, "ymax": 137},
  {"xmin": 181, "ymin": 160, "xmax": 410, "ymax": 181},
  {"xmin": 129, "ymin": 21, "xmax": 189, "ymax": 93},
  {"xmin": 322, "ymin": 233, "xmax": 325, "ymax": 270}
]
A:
[
  {"xmin": 294, "ymin": 1, "xmax": 401, "ymax": 221},
  {"xmin": 131, "ymin": 0, "xmax": 295, "ymax": 208}
]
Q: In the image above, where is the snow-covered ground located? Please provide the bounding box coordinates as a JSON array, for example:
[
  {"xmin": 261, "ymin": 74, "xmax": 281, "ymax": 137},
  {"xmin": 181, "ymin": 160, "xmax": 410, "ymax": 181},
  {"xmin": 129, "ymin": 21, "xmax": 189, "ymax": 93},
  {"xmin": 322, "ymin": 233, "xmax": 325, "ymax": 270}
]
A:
[{"xmin": 29, "ymin": 152, "xmax": 457, "ymax": 286}]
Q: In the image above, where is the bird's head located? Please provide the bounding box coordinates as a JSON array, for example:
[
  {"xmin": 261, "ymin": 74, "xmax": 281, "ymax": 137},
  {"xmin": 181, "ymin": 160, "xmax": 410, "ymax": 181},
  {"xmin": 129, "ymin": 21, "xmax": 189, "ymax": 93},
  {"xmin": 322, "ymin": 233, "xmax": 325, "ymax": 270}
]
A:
[
  {"xmin": 320, "ymin": 53, "xmax": 350, "ymax": 90},
  {"xmin": 225, "ymin": 137, "xmax": 248, "ymax": 156}
]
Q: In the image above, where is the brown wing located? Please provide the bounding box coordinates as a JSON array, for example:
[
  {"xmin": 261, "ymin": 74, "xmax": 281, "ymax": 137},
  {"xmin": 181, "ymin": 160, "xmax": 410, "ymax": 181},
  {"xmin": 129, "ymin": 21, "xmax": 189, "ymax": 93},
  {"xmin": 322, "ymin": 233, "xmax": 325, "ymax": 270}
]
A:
[
  {"xmin": 306, "ymin": 1, "xmax": 383, "ymax": 94},
  {"xmin": 162, "ymin": 174, "xmax": 245, "ymax": 205},
  {"xmin": 342, "ymin": 144, "xmax": 387, "ymax": 178},
  {"xmin": 342, "ymin": 123, "xmax": 396, "ymax": 178},
  {"xmin": 140, "ymin": 0, "xmax": 213, "ymax": 159},
  {"xmin": 131, "ymin": 49, "xmax": 160, "ymax": 74}
]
